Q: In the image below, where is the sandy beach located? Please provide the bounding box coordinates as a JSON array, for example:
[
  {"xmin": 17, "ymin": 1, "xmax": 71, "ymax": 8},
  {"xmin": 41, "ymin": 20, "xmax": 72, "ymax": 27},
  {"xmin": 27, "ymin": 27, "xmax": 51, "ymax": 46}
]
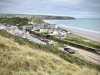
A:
[
  {"xmin": 69, "ymin": 30, "xmax": 100, "ymax": 43},
  {"xmin": 58, "ymin": 26, "xmax": 100, "ymax": 43}
]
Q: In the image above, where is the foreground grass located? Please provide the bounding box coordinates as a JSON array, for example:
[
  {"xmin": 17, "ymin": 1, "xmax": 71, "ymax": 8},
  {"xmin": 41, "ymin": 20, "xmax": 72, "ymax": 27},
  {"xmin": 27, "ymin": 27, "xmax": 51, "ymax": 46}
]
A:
[{"xmin": 0, "ymin": 30, "xmax": 100, "ymax": 75}]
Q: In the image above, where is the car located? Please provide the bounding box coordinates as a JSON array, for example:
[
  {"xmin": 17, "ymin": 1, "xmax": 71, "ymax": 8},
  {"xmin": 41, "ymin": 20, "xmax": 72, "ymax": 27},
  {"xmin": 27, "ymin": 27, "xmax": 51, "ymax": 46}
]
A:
[
  {"xmin": 64, "ymin": 47, "xmax": 71, "ymax": 52},
  {"xmin": 38, "ymin": 37, "xmax": 44, "ymax": 41},
  {"xmin": 43, "ymin": 39, "xmax": 47, "ymax": 42},
  {"xmin": 33, "ymin": 35, "xmax": 38, "ymax": 38},
  {"xmin": 69, "ymin": 50, "xmax": 75, "ymax": 54},
  {"xmin": 64, "ymin": 47, "xmax": 75, "ymax": 54}
]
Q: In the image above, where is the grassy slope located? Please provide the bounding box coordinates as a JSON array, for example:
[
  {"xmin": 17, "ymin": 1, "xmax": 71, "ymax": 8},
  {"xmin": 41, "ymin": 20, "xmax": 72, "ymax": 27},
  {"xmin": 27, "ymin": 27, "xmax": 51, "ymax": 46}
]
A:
[{"xmin": 0, "ymin": 30, "xmax": 100, "ymax": 75}]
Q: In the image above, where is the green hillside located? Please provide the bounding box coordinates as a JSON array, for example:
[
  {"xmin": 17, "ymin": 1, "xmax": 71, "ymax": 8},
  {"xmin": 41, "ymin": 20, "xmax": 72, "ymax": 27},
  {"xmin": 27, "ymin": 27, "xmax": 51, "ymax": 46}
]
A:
[
  {"xmin": 0, "ymin": 14, "xmax": 75, "ymax": 20},
  {"xmin": 0, "ymin": 30, "xmax": 100, "ymax": 75}
]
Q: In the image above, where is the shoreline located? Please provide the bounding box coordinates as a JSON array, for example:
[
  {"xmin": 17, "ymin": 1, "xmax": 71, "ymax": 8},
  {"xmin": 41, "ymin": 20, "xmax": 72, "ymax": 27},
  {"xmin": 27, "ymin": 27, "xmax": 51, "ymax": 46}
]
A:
[{"xmin": 58, "ymin": 25, "xmax": 100, "ymax": 43}]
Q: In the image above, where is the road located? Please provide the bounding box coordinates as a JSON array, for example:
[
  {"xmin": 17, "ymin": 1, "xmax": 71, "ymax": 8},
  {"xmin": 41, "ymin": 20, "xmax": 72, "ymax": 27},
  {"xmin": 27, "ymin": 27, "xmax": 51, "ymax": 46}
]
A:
[
  {"xmin": 26, "ymin": 34, "xmax": 47, "ymax": 45},
  {"xmin": 58, "ymin": 45, "xmax": 100, "ymax": 65}
]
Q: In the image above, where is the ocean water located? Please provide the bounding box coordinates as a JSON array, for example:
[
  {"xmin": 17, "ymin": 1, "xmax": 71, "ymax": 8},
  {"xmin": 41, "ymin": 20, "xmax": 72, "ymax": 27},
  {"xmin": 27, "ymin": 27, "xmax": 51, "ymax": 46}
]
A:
[{"xmin": 44, "ymin": 18, "xmax": 100, "ymax": 37}]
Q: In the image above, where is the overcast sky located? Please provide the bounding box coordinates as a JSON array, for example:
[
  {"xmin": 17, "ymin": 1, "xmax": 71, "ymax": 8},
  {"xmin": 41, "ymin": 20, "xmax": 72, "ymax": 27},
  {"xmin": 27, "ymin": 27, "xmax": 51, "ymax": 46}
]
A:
[{"xmin": 0, "ymin": 0, "xmax": 100, "ymax": 18}]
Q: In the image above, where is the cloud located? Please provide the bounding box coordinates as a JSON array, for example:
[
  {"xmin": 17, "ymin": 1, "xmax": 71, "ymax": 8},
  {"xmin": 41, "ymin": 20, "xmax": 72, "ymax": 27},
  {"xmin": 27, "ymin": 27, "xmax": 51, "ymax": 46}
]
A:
[
  {"xmin": 0, "ymin": 0, "xmax": 100, "ymax": 18},
  {"xmin": 50, "ymin": 0, "xmax": 83, "ymax": 4}
]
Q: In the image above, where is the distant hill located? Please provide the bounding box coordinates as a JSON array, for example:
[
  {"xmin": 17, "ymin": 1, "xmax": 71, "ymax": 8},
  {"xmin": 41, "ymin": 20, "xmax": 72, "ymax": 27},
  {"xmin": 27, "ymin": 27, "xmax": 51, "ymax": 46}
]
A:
[
  {"xmin": 0, "ymin": 14, "xmax": 75, "ymax": 20},
  {"xmin": 32, "ymin": 15, "xmax": 75, "ymax": 20}
]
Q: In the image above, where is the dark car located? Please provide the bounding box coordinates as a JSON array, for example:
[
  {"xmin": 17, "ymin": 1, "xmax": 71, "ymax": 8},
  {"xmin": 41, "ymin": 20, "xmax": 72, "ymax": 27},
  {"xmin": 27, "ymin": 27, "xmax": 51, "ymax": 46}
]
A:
[
  {"xmin": 69, "ymin": 50, "xmax": 75, "ymax": 54},
  {"xmin": 64, "ymin": 47, "xmax": 71, "ymax": 52},
  {"xmin": 33, "ymin": 35, "xmax": 38, "ymax": 38},
  {"xmin": 38, "ymin": 37, "xmax": 44, "ymax": 41},
  {"xmin": 64, "ymin": 47, "xmax": 75, "ymax": 54}
]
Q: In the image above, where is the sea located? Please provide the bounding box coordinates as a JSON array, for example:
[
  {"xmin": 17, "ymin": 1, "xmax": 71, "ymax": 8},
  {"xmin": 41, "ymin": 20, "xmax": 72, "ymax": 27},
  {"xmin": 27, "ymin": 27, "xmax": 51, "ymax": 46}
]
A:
[{"xmin": 44, "ymin": 18, "xmax": 100, "ymax": 38}]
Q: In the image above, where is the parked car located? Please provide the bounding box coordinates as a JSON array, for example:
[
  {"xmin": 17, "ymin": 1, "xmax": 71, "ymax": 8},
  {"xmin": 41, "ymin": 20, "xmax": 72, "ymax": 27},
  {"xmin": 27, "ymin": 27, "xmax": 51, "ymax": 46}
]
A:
[
  {"xmin": 33, "ymin": 35, "xmax": 38, "ymax": 38},
  {"xmin": 64, "ymin": 47, "xmax": 75, "ymax": 54},
  {"xmin": 64, "ymin": 47, "xmax": 71, "ymax": 52},
  {"xmin": 69, "ymin": 50, "xmax": 75, "ymax": 54},
  {"xmin": 37, "ymin": 37, "xmax": 44, "ymax": 41},
  {"xmin": 42, "ymin": 39, "xmax": 47, "ymax": 42}
]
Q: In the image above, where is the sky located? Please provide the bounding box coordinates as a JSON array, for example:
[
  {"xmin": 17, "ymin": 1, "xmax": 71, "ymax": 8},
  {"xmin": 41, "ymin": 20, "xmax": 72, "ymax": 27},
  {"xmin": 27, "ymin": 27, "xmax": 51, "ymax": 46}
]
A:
[{"xmin": 0, "ymin": 0, "xmax": 100, "ymax": 18}]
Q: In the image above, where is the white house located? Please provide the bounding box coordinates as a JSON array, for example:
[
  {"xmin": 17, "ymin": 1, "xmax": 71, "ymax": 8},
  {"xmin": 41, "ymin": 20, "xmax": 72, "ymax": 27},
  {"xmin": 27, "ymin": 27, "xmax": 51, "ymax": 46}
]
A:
[
  {"xmin": 28, "ymin": 21, "xmax": 34, "ymax": 25},
  {"xmin": 49, "ymin": 24, "xmax": 58, "ymax": 29},
  {"xmin": 0, "ymin": 25, "xmax": 6, "ymax": 30},
  {"xmin": 48, "ymin": 30, "xmax": 58, "ymax": 35},
  {"xmin": 31, "ymin": 27, "xmax": 37, "ymax": 31},
  {"xmin": 54, "ymin": 24, "xmax": 57, "ymax": 29},
  {"xmin": 58, "ymin": 30, "xmax": 67, "ymax": 39},
  {"xmin": 22, "ymin": 25, "xmax": 33, "ymax": 30},
  {"xmin": 4, "ymin": 26, "xmax": 20, "ymax": 35},
  {"xmin": 40, "ymin": 28, "xmax": 48, "ymax": 33}
]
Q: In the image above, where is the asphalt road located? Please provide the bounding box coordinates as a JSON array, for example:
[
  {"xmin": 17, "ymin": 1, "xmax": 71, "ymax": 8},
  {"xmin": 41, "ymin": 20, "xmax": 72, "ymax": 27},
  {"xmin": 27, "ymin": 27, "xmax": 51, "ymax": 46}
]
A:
[{"xmin": 27, "ymin": 35, "xmax": 47, "ymax": 45}]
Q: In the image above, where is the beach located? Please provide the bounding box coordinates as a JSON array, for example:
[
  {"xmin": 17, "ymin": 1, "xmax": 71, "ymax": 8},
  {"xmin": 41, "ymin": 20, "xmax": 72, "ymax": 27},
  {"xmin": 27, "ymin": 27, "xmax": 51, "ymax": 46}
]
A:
[
  {"xmin": 68, "ymin": 29, "xmax": 100, "ymax": 43},
  {"xmin": 58, "ymin": 25, "xmax": 100, "ymax": 43}
]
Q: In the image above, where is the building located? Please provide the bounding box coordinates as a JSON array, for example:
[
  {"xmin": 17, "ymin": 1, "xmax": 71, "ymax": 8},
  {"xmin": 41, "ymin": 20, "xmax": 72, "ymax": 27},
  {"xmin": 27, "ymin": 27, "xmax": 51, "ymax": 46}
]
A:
[
  {"xmin": 4, "ymin": 26, "xmax": 20, "ymax": 35},
  {"xmin": 58, "ymin": 30, "xmax": 67, "ymax": 39},
  {"xmin": 48, "ymin": 29, "xmax": 58, "ymax": 35},
  {"xmin": 49, "ymin": 24, "xmax": 58, "ymax": 29},
  {"xmin": 40, "ymin": 28, "xmax": 48, "ymax": 32},
  {"xmin": 0, "ymin": 24, "xmax": 6, "ymax": 30},
  {"xmin": 22, "ymin": 25, "xmax": 33, "ymax": 30}
]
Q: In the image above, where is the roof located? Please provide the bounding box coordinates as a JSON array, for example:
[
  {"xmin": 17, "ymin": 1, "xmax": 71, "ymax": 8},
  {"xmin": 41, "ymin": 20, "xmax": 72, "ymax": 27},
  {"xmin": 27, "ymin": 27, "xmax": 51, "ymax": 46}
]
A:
[
  {"xmin": 0, "ymin": 25, "xmax": 6, "ymax": 29},
  {"xmin": 40, "ymin": 27, "xmax": 48, "ymax": 29}
]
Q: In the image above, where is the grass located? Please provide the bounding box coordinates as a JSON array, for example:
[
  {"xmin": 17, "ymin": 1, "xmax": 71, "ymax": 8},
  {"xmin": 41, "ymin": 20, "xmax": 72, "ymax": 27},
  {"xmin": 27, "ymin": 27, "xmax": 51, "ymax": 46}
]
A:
[
  {"xmin": 41, "ymin": 32, "xmax": 48, "ymax": 35},
  {"xmin": 65, "ymin": 34, "xmax": 100, "ymax": 49},
  {"xmin": 55, "ymin": 43, "xmax": 63, "ymax": 48},
  {"xmin": 35, "ymin": 29, "xmax": 40, "ymax": 32},
  {"xmin": 0, "ymin": 30, "xmax": 100, "ymax": 75},
  {"xmin": 33, "ymin": 18, "xmax": 44, "ymax": 24},
  {"xmin": 73, "ymin": 50, "xmax": 83, "ymax": 58}
]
